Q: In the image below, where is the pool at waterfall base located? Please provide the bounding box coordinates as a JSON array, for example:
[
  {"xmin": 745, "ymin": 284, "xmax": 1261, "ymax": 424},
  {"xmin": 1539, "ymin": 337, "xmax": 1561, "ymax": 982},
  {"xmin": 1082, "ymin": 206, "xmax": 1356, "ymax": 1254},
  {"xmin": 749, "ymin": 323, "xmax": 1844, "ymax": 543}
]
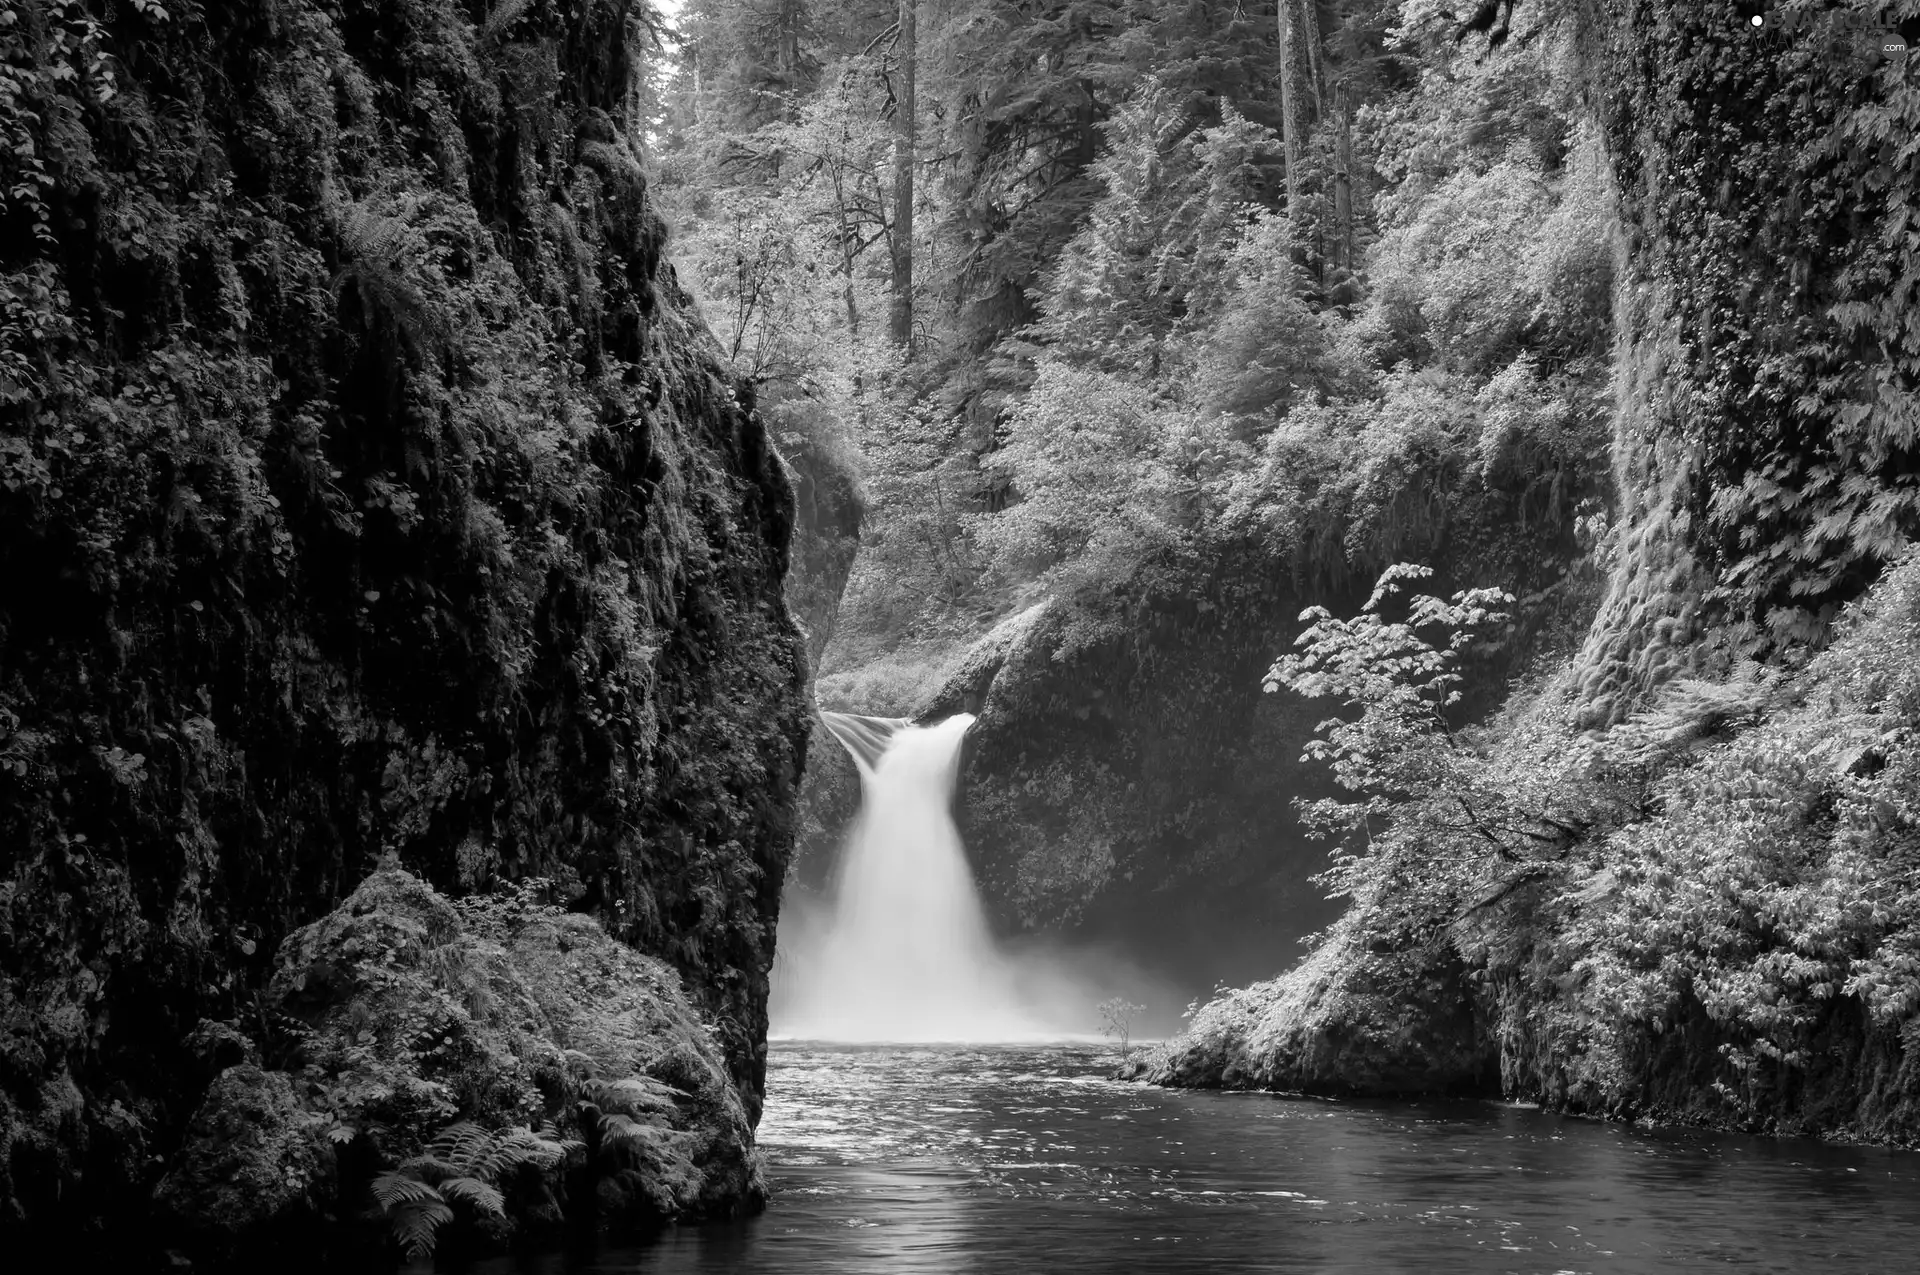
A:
[{"xmin": 473, "ymin": 1042, "xmax": 1920, "ymax": 1274}]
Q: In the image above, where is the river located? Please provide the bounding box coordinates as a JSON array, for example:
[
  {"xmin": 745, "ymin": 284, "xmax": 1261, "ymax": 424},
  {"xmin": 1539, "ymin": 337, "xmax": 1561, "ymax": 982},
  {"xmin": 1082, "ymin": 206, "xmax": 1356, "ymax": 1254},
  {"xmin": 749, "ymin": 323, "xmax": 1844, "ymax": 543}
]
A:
[{"xmin": 474, "ymin": 1041, "xmax": 1920, "ymax": 1274}]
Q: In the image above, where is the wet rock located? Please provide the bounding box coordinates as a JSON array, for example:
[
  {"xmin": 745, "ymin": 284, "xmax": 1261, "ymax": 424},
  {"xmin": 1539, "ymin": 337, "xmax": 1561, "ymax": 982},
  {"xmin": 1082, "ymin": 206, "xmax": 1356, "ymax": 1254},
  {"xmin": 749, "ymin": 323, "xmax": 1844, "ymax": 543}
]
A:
[
  {"xmin": 152, "ymin": 1065, "xmax": 334, "ymax": 1253},
  {"xmin": 182, "ymin": 1020, "xmax": 260, "ymax": 1088}
]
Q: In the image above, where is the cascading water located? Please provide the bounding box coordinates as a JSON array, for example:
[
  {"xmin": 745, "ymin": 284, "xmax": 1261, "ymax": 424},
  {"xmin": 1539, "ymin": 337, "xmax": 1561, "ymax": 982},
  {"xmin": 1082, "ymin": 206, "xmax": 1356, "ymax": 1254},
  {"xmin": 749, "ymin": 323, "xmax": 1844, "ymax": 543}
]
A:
[{"xmin": 771, "ymin": 711, "xmax": 1050, "ymax": 1041}]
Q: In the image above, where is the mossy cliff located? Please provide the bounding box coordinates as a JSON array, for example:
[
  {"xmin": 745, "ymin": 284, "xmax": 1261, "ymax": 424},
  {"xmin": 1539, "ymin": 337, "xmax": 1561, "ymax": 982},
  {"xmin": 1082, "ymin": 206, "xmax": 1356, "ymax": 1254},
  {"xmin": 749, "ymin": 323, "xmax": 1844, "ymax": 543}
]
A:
[
  {"xmin": 1152, "ymin": 1, "xmax": 1920, "ymax": 1146},
  {"xmin": 1569, "ymin": 0, "xmax": 1920, "ymax": 722},
  {"xmin": 0, "ymin": 0, "xmax": 807, "ymax": 1257}
]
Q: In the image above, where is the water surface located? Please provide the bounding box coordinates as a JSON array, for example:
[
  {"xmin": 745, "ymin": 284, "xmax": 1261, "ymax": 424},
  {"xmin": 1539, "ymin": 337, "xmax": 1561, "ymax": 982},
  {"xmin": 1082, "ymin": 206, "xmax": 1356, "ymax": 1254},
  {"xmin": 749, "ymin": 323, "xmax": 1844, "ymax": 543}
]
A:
[{"xmin": 481, "ymin": 1042, "xmax": 1920, "ymax": 1273}]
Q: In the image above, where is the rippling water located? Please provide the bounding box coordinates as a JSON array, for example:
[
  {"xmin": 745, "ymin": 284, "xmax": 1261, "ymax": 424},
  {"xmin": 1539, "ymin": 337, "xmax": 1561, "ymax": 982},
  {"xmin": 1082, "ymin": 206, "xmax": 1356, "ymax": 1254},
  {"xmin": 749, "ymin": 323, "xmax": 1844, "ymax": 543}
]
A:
[{"xmin": 477, "ymin": 1042, "xmax": 1920, "ymax": 1274}]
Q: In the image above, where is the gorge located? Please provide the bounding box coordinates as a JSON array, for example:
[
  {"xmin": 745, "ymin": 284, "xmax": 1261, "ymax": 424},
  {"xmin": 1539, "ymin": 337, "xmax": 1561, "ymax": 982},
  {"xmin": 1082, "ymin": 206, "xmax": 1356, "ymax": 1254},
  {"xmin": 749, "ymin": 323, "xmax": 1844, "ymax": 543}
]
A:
[{"xmin": 5, "ymin": 0, "xmax": 1920, "ymax": 1270}]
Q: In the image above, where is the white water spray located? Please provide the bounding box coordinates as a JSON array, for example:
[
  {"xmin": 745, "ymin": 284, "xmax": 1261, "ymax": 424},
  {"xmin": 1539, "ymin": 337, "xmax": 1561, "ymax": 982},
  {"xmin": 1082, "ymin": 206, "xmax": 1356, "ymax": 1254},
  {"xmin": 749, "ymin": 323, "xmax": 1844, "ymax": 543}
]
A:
[{"xmin": 771, "ymin": 711, "xmax": 1057, "ymax": 1041}]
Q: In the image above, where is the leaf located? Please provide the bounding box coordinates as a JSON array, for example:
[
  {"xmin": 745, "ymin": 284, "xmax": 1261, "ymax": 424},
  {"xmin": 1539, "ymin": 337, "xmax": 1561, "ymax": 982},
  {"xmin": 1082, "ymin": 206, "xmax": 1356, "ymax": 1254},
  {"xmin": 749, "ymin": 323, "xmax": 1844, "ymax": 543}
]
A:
[
  {"xmin": 388, "ymin": 1198, "xmax": 453, "ymax": 1261},
  {"xmin": 427, "ymin": 1120, "xmax": 492, "ymax": 1170},
  {"xmin": 586, "ymin": 1074, "xmax": 688, "ymax": 1115},
  {"xmin": 370, "ymin": 1172, "xmax": 442, "ymax": 1211},
  {"xmin": 438, "ymin": 1175, "xmax": 506, "ymax": 1216}
]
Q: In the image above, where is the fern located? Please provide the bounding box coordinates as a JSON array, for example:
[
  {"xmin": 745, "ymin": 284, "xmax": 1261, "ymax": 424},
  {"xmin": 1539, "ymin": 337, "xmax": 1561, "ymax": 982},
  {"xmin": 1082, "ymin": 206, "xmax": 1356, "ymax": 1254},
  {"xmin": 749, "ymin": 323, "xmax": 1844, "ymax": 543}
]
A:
[
  {"xmin": 389, "ymin": 1198, "xmax": 454, "ymax": 1261},
  {"xmin": 371, "ymin": 1118, "xmax": 579, "ymax": 1260},
  {"xmin": 534, "ymin": 1118, "xmax": 587, "ymax": 1163},
  {"xmin": 437, "ymin": 1175, "xmax": 506, "ymax": 1216},
  {"xmin": 470, "ymin": 1126, "xmax": 569, "ymax": 1178},
  {"xmin": 598, "ymin": 1110, "xmax": 674, "ymax": 1155},
  {"xmin": 426, "ymin": 1119, "xmax": 494, "ymax": 1169},
  {"xmin": 585, "ymin": 1074, "xmax": 686, "ymax": 1116},
  {"xmin": 370, "ymin": 1171, "xmax": 442, "ymax": 1210},
  {"xmin": 332, "ymin": 198, "xmax": 451, "ymax": 364},
  {"xmin": 1608, "ymin": 664, "xmax": 1780, "ymax": 767}
]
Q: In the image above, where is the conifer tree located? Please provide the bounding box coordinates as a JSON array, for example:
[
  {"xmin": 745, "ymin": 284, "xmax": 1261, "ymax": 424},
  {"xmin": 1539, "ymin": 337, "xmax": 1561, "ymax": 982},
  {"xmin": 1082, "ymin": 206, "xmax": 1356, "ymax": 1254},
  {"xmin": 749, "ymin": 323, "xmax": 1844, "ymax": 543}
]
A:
[{"xmin": 890, "ymin": 0, "xmax": 916, "ymax": 348}]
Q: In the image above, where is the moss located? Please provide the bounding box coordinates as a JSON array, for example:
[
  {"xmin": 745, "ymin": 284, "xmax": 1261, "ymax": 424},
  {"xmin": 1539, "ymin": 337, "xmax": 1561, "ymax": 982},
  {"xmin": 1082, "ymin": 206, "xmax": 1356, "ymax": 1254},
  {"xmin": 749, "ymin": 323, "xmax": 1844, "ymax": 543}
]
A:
[
  {"xmin": 1146, "ymin": 914, "xmax": 1497, "ymax": 1097},
  {"xmin": 151, "ymin": 1065, "xmax": 336, "ymax": 1261},
  {"xmin": 0, "ymin": 0, "xmax": 806, "ymax": 1248},
  {"xmin": 1568, "ymin": 1, "xmax": 1920, "ymax": 719},
  {"xmin": 158, "ymin": 869, "xmax": 758, "ymax": 1264}
]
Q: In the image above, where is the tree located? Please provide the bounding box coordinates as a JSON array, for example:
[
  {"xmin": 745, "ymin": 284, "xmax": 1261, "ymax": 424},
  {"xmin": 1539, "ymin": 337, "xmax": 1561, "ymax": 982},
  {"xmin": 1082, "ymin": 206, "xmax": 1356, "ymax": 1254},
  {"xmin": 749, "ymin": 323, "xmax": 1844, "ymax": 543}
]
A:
[
  {"xmin": 1098, "ymin": 996, "xmax": 1147, "ymax": 1064},
  {"xmin": 889, "ymin": 0, "xmax": 916, "ymax": 347}
]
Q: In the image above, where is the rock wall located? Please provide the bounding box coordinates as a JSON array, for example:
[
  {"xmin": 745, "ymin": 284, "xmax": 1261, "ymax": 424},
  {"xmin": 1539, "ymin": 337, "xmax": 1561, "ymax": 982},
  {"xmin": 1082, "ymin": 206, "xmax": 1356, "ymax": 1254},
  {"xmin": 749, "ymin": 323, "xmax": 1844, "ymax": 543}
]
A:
[
  {"xmin": 0, "ymin": 0, "xmax": 807, "ymax": 1255},
  {"xmin": 1568, "ymin": 0, "xmax": 1920, "ymax": 722},
  {"xmin": 899, "ymin": 520, "xmax": 1594, "ymax": 988}
]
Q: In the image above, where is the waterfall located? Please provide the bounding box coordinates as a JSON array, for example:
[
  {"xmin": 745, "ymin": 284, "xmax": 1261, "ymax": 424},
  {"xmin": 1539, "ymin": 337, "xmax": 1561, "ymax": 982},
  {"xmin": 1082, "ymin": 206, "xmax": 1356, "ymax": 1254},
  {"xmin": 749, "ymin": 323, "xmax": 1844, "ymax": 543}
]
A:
[{"xmin": 771, "ymin": 711, "xmax": 1049, "ymax": 1041}]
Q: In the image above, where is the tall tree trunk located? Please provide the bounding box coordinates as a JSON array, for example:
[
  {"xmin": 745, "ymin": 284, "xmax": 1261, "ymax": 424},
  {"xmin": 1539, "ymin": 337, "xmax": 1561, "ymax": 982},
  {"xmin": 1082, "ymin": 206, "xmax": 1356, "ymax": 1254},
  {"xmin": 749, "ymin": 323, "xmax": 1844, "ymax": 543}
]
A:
[
  {"xmin": 1332, "ymin": 79, "xmax": 1354, "ymax": 288},
  {"xmin": 831, "ymin": 169, "xmax": 861, "ymax": 336},
  {"xmin": 890, "ymin": 0, "xmax": 917, "ymax": 349},
  {"xmin": 1276, "ymin": 0, "xmax": 1315, "ymax": 270},
  {"xmin": 1301, "ymin": 0, "xmax": 1326, "ymax": 126}
]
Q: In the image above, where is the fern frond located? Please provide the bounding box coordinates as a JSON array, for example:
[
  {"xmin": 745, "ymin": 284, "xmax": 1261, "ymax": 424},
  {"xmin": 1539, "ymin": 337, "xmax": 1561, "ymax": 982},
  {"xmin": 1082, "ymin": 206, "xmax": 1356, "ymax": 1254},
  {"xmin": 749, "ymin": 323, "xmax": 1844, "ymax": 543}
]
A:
[
  {"xmin": 473, "ymin": 1126, "xmax": 564, "ymax": 1178},
  {"xmin": 332, "ymin": 199, "xmax": 450, "ymax": 362},
  {"xmin": 561, "ymin": 1048, "xmax": 601, "ymax": 1079},
  {"xmin": 428, "ymin": 1120, "xmax": 494, "ymax": 1171},
  {"xmin": 599, "ymin": 1110, "xmax": 671, "ymax": 1153},
  {"xmin": 397, "ymin": 1153, "xmax": 462, "ymax": 1185},
  {"xmin": 534, "ymin": 1118, "xmax": 588, "ymax": 1163},
  {"xmin": 370, "ymin": 1172, "xmax": 444, "ymax": 1211},
  {"xmin": 439, "ymin": 1175, "xmax": 507, "ymax": 1217},
  {"xmin": 389, "ymin": 1198, "xmax": 454, "ymax": 1261},
  {"xmin": 587, "ymin": 1074, "xmax": 687, "ymax": 1116}
]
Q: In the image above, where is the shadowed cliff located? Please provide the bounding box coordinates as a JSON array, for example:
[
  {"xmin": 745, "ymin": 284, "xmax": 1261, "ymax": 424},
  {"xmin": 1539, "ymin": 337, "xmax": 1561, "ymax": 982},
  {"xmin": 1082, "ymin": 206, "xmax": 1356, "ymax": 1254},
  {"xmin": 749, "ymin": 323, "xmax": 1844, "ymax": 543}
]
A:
[{"xmin": 0, "ymin": 0, "xmax": 808, "ymax": 1258}]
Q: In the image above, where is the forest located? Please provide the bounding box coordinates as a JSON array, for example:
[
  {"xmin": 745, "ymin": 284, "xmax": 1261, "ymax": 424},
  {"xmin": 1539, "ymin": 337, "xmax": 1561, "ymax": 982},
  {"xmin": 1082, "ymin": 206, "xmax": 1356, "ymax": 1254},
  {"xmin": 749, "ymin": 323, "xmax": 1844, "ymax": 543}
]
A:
[
  {"xmin": 661, "ymin": 0, "xmax": 1920, "ymax": 1141},
  {"xmin": 3, "ymin": 0, "xmax": 1920, "ymax": 1268}
]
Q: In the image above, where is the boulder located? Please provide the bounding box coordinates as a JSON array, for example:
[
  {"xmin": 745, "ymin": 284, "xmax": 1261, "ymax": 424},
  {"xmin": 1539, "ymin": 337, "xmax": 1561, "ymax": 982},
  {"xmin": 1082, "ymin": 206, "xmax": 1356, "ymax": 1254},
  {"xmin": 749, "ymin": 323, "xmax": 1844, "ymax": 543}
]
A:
[{"xmin": 152, "ymin": 1065, "xmax": 335, "ymax": 1253}]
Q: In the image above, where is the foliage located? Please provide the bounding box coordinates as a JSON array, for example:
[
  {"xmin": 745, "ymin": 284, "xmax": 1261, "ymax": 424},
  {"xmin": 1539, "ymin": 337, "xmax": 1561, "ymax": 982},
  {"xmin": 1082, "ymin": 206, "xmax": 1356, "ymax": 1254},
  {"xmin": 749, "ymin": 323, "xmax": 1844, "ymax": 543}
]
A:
[
  {"xmin": 1264, "ymin": 563, "xmax": 1576, "ymax": 906},
  {"xmin": 371, "ymin": 1120, "xmax": 581, "ymax": 1260},
  {"xmin": 1097, "ymin": 996, "xmax": 1146, "ymax": 1064},
  {"xmin": 1538, "ymin": 551, "xmax": 1920, "ymax": 1128},
  {"xmin": 1570, "ymin": 0, "xmax": 1920, "ymax": 708},
  {"xmin": 757, "ymin": 0, "xmax": 1618, "ymax": 930}
]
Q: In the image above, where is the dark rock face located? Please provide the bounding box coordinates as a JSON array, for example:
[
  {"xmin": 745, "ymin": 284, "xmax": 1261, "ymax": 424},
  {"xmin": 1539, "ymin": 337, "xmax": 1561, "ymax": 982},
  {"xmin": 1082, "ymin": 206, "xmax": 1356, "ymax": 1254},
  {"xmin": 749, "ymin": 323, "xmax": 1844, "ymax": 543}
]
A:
[
  {"xmin": 780, "ymin": 423, "xmax": 864, "ymax": 672},
  {"xmin": 0, "ymin": 0, "xmax": 806, "ymax": 1253}
]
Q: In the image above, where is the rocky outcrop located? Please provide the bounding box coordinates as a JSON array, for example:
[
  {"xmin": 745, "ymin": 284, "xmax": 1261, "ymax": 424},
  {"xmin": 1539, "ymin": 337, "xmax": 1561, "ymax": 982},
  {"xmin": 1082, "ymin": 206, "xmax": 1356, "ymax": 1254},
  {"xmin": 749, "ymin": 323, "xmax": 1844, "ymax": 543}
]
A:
[
  {"xmin": 1145, "ymin": 916, "xmax": 1496, "ymax": 1096},
  {"xmin": 152, "ymin": 1066, "xmax": 337, "ymax": 1262},
  {"xmin": 0, "ymin": 0, "xmax": 806, "ymax": 1257},
  {"xmin": 779, "ymin": 420, "xmax": 865, "ymax": 671},
  {"xmin": 150, "ymin": 871, "xmax": 757, "ymax": 1262},
  {"xmin": 886, "ymin": 536, "xmax": 1582, "ymax": 978}
]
